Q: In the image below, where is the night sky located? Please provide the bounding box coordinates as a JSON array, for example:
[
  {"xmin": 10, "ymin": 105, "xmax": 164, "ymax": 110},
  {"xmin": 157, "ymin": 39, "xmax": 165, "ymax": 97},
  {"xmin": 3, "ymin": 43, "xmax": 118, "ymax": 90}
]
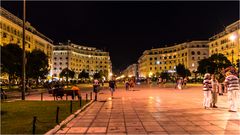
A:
[{"xmin": 1, "ymin": 1, "xmax": 239, "ymax": 73}]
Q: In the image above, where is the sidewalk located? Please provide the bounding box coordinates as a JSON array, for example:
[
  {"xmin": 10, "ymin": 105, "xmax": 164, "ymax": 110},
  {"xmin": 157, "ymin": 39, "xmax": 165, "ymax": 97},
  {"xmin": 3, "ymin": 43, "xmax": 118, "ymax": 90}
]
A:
[{"xmin": 55, "ymin": 86, "xmax": 240, "ymax": 134}]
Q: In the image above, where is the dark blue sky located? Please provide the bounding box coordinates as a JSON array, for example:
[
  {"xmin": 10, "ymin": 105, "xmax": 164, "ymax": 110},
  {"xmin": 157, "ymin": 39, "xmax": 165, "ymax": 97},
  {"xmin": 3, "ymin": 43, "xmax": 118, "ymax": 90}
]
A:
[{"xmin": 2, "ymin": 1, "xmax": 239, "ymax": 73}]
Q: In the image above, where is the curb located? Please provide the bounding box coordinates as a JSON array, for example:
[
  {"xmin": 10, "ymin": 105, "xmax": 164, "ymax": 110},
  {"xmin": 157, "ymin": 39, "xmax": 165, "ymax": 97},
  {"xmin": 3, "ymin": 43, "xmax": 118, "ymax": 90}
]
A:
[{"xmin": 44, "ymin": 99, "xmax": 95, "ymax": 135}]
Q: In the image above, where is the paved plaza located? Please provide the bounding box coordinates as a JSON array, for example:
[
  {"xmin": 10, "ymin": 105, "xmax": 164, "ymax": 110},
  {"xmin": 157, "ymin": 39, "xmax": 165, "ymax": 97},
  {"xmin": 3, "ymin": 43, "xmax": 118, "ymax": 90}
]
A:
[{"xmin": 55, "ymin": 85, "xmax": 240, "ymax": 134}]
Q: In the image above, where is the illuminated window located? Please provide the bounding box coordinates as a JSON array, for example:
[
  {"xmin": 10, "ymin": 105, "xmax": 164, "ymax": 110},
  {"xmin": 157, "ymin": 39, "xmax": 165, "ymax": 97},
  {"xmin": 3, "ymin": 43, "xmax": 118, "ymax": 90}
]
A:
[{"xmin": 192, "ymin": 63, "xmax": 195, "ymax": 67}]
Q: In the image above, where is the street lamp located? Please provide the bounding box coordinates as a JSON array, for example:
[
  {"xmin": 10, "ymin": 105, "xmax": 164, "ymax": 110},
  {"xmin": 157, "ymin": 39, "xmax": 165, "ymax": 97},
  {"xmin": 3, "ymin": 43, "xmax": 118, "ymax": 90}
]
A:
[
  {"xmin": 66, "ymin": 40, "xmax": 70, "ymax": 87},
  {"xmin": 21, "ymin": 0, "xmax": 26, "ymax": 100},
  {"xmin": 229, "ymin": 34, "xmax": 237, "ymax": 65}
]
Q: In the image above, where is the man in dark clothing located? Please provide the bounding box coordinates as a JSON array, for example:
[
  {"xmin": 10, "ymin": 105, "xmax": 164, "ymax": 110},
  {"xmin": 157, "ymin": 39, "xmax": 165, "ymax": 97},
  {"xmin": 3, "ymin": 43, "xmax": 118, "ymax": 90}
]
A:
[{"xmin": 109, "ymin": 78, "xmax": 116, "ymax": 97}]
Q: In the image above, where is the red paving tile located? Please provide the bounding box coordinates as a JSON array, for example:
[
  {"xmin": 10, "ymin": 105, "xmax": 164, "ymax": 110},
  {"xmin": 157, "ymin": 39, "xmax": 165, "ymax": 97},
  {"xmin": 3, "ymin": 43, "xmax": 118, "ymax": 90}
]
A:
[{"xmin": 53, "ymin": 85, "xmax": 240, "ymax": 134}]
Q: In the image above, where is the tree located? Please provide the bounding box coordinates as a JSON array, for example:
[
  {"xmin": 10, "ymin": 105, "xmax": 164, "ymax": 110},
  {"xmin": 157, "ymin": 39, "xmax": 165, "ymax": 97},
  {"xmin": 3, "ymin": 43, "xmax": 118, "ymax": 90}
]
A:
[
  {"xmin": 160, "ymin": 72, "xmax": 170, "ymax": 80},
  {"xmin": 78, "ymin": 70, "xmax": 89, "ymax": 79},
  {"xmin": 197, "ymin": 58, "xmax": 215, "ymax": 74},
  {"xmin": 59, "ymin": 68, "xmax": 75, "ymax": 79},
  {"xmin": 26, "ymin": 50, "xmax": 49, "ymax": 85},
  {"xmin": 176, "ymin": 64, "xmax": 185, "ymax": 77},
  {"xmin": 197, "ymin": 53, "xmax": 232, "ymax": 75},
  {"xmin": 93, "ymin": 71, "xmax": 104, "ymax": 79},
  {"xmin": 1, "ymin": 44, "xmax": 22, "ymax": 84},
  {"xmin": 176, "ymin": 64, "xmax": 191, "ymax": 78}
]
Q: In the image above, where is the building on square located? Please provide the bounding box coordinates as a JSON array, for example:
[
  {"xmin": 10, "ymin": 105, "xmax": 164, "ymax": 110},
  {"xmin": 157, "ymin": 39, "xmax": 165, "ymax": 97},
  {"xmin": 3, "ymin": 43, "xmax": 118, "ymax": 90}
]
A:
[
  {"xmin": 52, "ymin": 42, "xmax": 112, "ymax": 80},
  {"xmin": 121, "ymin": 64, "xmax": 138, "ymax": 79},
  {"xmin": 138, "ymin": 41, "xmax": 209, "ymax": 78},
  {"xmin": 0, "ymin": 7, "xmax": 54, "ymax": 79},
  {"xmin": 209, "ymin": 20, "xmax": 239, "ymax": 64}
]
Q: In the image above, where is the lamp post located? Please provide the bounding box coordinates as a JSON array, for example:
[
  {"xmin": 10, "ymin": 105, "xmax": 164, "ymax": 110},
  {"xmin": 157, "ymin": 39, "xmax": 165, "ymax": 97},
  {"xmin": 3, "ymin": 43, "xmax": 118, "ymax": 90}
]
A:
[
  {"xmin": 229, "ymin": 34, "xmax": 236, "ymax": 65},
  {"xmin": 67, "ymin": 40, "xmax": 70, "ymax": 87},
  {"xmin": 21, "ymin": 0, "xmax": 26, "ymax": 100},
  {"xmin": 231, "ymin": 50, "xmax": 234, "ymax": 64}
]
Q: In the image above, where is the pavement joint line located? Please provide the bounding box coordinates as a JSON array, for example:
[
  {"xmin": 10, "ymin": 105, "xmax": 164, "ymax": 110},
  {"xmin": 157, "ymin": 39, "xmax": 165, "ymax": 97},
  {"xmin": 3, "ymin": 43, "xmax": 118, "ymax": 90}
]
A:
[
  {"xmin": 85, "ymin": 97, "xmax": 108, "ymax": 134},
  {"xmin": 131, "ymin": 98, "xmax": 148, "ymax": 134},
  {"xmin": 45, "ymin": 98, "xmax": 95, "ymax": 135}
]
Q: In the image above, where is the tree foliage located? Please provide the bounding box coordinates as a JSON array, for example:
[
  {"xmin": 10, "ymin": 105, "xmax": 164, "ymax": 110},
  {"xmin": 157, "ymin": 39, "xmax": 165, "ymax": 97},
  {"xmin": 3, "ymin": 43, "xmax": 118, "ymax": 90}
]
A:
[
  {"xmin": 160, "ymin": 72, "xmax": 170, "ymax": 80},
  {"xmin": 78, "ymin": 69, "xmax": 89, "ymax": 79},
  {"xmin": 197, "ymin": 53, "xmax": 232, "ymax": 75},
  {"xmin": 93, "ymin": 70, "xmax": 104, "ymax": 79},
  {"xmin": 1, "ymin": 44, "xmax": 22, "ymax": 83},
  {"xmin": 59, "ymin": 68, "xmax": 75, "ymax": 79},
  {"xmin": 176, "ymin": 64, "xmax": 191, "ymax": 78},
  {"xmin": 26, "ymin": 49, "xmax": 49, "ymax": 80}
]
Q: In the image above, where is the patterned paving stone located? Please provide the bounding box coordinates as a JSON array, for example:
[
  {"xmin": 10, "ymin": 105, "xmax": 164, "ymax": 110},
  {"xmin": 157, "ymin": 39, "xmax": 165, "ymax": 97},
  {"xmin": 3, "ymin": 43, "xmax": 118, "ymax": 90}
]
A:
[{"xmin": 57, "ymin": 86, "xmax": 240, "ymax": 134}]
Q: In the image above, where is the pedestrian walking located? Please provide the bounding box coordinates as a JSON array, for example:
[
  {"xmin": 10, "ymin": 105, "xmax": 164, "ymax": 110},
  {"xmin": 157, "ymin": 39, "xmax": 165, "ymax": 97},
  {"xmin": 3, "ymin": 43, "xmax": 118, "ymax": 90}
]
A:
[
  {"xmin": 183, "ymin": 77, "xmax": 188, "ymax": 88},
  {"xmin": 203, "ymin": 73, "xmax": 212, "ymax": 109},
  {"xmin": 211, "ymin": 74, "xmax": 218, "ymax": 108},
  {"xmin": 163, "ymin": 78, "xmax": 167, "ymax": 88},
  {"xmin": 158, "ymin": 77, "xmax": 162, "ymax": 87},
  {"xmin": 224, "ymin": 70, "xmax": 239, "ymax": 112},
  {"xmin": 129, "ymin": 79, "xmax": 135, "ymax": 90},
  {"xmin": 109, "ymin": 78, "xmax": 117, "ymax": 97},
  {"xmin": 125, "ymin": 80, "xmax": 130, "ymax": 91},
  {"xmin": 177, "ymin": 78, "xmax": 182, "ymax": 90},
  {"xmin": 174, "ymin": 77, "xmax": 178, "ymax": 89},
  {"xmin": 101, "ymin": 80, "xmax": 104, "ymax": 87}
]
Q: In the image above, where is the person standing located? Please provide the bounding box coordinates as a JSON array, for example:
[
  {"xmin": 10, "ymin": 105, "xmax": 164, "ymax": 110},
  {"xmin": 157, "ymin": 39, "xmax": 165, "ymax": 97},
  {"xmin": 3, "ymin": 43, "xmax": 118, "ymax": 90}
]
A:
[
  {"xmin": 125, "ymin": 80, "xmax": 130, "ymax": 91},
  {"xmin": 183, "ymin": 77, "xmax": 188, "ymax": 88},
  {"xmin": 203, "ymin": 73, "xmax": 212, "ymax": 109},
  {"xmin": 224, "ymin": 70, "xmax": 239, "ymax": 112},
  {"xmin": 158, "ymin": 77, "xmax": 162, "ymax": 87},
  {"xmin": 211, "ymin": 74, "xmax": 218, "ymax": 108},
  {"xmin": 109, "ymin": 78, "xmax": 117, "ymax": 97}
]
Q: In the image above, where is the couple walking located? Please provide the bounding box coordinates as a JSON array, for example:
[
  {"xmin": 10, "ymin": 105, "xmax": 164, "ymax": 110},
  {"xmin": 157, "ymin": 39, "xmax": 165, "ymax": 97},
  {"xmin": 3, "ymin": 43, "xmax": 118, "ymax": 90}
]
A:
[{"xmin": 203, "ymin": 69, "xmax": 239, "ymax": 112}]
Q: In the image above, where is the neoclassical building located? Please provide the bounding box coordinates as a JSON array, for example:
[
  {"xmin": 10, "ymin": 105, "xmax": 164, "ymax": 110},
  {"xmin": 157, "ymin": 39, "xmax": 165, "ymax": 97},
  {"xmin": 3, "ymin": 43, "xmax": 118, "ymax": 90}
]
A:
[
  {"xmin": 138, "ymin": 41, "xmax": 209, "ymax": 78},
  {"xmin": 209, "ymin": 20, "xmax": 240, "ymax": 64},
  {"xmin": 121, "ymin": 64, "xmax": 138, "ymax": 78},
  {"xmin": 0, "ymin": 7, "xmax": 54, "ymax": 70},
  {"xmin": 52, "ymin": 42, "xmax": 112, "ymax": 80}
]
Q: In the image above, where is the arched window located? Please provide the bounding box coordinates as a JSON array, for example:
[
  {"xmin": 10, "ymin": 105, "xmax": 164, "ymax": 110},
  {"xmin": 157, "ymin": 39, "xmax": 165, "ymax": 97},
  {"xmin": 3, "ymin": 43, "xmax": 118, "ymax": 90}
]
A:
[{"xmin": 191, "ymin": 51, "xmax": 195, "ymax": 55}]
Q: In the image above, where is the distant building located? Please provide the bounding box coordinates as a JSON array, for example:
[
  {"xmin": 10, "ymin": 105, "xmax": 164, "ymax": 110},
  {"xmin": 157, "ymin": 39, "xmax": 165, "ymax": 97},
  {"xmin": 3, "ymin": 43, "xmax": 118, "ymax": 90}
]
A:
[
  {"xmin": 122, "ymin": 64, "xmax": 138, "ymax": 79},
  {"xmin": 138, "ymin": 41, "xmax": 209, "ymax": 78},
  {"xmin": 52, "ymin": 43, "xmax": 112, "ymax": 80},
  {"xmin": 209, "ymin": 20, "xmax": 240, "ymax": 64}
]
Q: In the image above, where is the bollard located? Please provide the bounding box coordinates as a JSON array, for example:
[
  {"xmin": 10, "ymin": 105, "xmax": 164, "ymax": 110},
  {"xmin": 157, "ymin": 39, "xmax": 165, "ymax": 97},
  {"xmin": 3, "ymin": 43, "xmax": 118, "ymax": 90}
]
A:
[
  {"xmin": 70, "ymin": 100, "xmax": 73, "ymax": 114},
  {"xmin": 41, "ymin": 93, "xmax": 43, "ymax": 101},
  {"xmin": 90, "ymin": 92, "xmax": 92, "ymax": 100},
  {"xmin": 72, "ymin": 91, "xmax": 75, "ymax": 100},
  {"xmin": 86, "ymin": 94, "xmax": 88, "ymax": 102},
  {"xmin": 56, "ymin": 106, "xmax": 59, "ymax": 124},
  {"xmin": 32, "ymin": 116, "xmax": 37, "ymax": 134},
  {"xmin": 79, "ymin": 96, "xmax": 82, "ymax": 108}
]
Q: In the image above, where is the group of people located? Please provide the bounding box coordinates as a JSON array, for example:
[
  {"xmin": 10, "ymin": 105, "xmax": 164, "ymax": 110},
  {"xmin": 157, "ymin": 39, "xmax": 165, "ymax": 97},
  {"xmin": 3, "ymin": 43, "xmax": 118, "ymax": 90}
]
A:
[
  {"xmin": 175, "ymin": 77, "xmax": 188, "ymax": 89},
  {"xmin": 125, "ymin": 79, "xmax": 135, "ymax": 91},
  {"xmin": 203, "ymin": 67, "xmax": 239, "ymax": 112},
  {"xmin": 157, "ymin": 77, "xmax": 167, "ymax": 88}
]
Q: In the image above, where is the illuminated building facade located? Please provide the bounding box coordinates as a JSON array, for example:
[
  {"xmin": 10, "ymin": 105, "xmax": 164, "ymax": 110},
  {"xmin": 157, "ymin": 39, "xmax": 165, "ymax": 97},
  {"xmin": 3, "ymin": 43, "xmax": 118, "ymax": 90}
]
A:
[
  {"xmin": 52, "ymin": 43, "xmax": 112, "ymax": 80},
  {"xmin": 122, "ymin": 64, "xmax": 138, "ymax": 78},
  {"xmin": 209, "ymin": 20, "xmax": 240, "ymax": 64},
  {"xmin": 138, "ymin": 41, "xmax": 209, "ymax": 78}
]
